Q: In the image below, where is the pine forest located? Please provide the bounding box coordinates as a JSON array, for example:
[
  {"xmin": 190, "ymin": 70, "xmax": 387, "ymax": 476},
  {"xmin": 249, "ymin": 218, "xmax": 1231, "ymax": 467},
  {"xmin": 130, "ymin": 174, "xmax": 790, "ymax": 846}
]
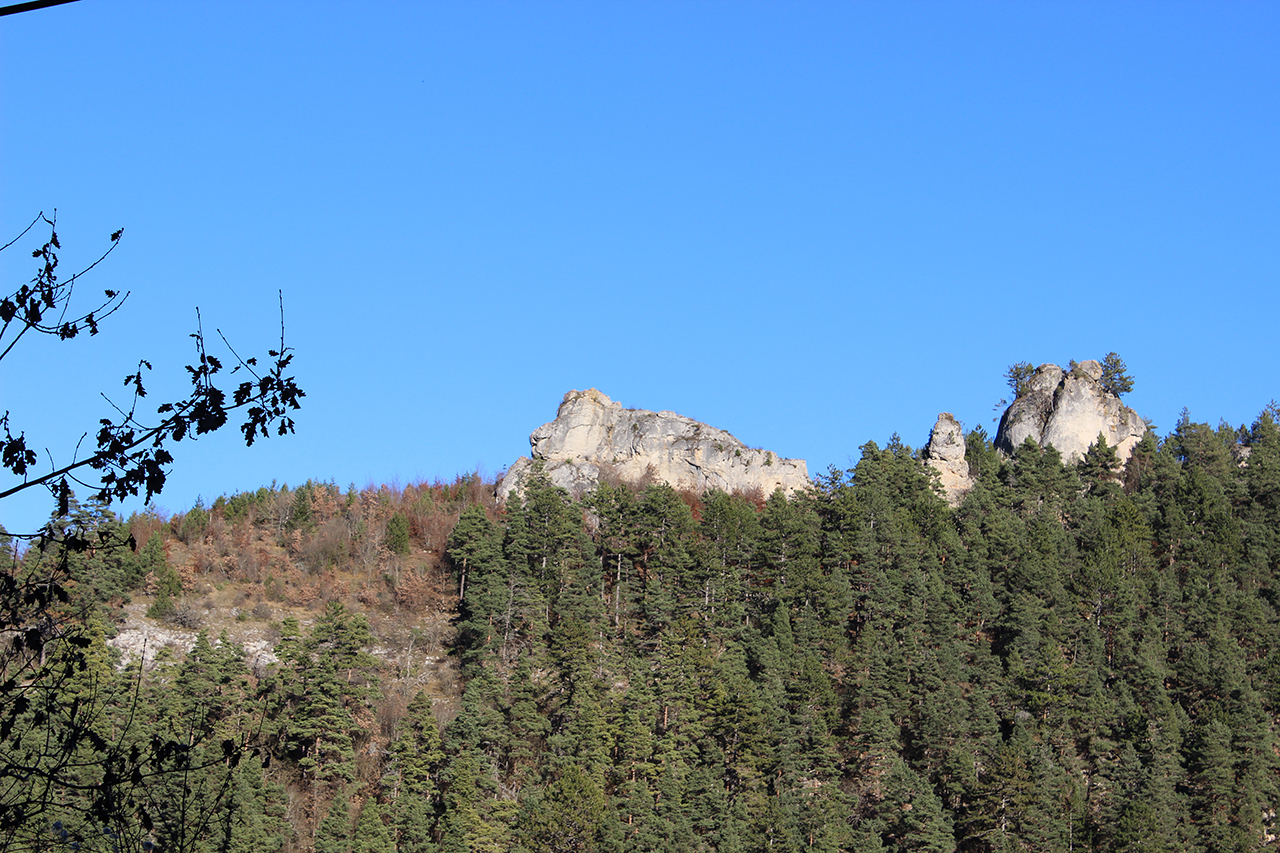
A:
[{"xmin": 5, "ymin": 405, "xmax": 1280, "ymax": 853}]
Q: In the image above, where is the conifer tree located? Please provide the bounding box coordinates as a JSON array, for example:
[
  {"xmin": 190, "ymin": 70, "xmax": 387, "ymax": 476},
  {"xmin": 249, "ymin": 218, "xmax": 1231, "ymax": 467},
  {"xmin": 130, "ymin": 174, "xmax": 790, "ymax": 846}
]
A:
[
  {"xmin": 1100, "ymin": 352, "xmax": 1135, "ymax": 397},
  {"xmin": 584, "ymin": 480, "xmax": 641, "ymax": 630},
  {"xmin": 1080, "ymin": 433, "xmax": 1121, "ymax": 494},
  {"xmin": 516, "ymin": 764, "xmax": 614, "ymax": 853},
  {"xmin": 315, "ymin": 793, "xmax": 353, "ymax": 853},
  {"xmin": 697, "ymin": 489, "xmax": 759, "ymax": 635},
  {"xmin": 267, "ymin": 604, "xmax": 378, "ymax": 792},
  {"xmin": 387, "ymin": 691, "xmax": 444, "ymax": 853},
  {"xmin": 438, "ymin": 690, "xmax": 510, "ymax": 853},
  {"xmin": 352, "ymin": 797, "xmax": 394, "ymax": 853},
  {"xmin": 876, "ymin": 759, "xmax": 954, "ymax": 853},
  {"xmin": 633, "ymin": 484, "xmax": 698, "ymax": 633},
  {"xmin": 450, "ymin": 504, "xmax": 507, "ymax": 661}
]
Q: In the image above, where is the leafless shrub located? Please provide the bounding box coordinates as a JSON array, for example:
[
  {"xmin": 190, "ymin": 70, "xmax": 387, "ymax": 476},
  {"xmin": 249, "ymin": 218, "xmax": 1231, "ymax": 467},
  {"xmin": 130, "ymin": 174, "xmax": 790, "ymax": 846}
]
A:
[
  {"xmin": 393, "ymin": 569, "xmax": 444, "ymax": 611},
  {"xmin": 378, "ymin": 691, "xmax": 411, "ymax": 740},
  {"xmin": 349, "ymin": 490, "xmax": 392, "ymax": 573},
  {"xmin": 677, "ymin": 487, "xmax": 703, "ymax": 520},
  {"xmin": 596, "ymin": 461, "xmax": 628, "ymax": 491},
  {"xmin": 419, "ymin": 509, "xmax": 458, "ymax": 567},
  {"xmin": 127, "ymin": 510, "xmax": 167, "ymax": 549},
  {"xmin": 165, "ymin": 605, "xmax": 202, "ymax": 630},
  {"xmin": 300, "ymin": 517, "xmax": 350, "ymax": 574},
  {"xmin": 206, "ymin": 514, "xmax": 231, "ymax": 556},
  {"xmin": 266, "ymin": 488, "xmax": 293, "ymax": 540},
  {"xmin": 188, "ymin": 542, "xmax": 220, "ymax": 579},
  {"xmin": 238, "ymin": 546, "xmax": 265, "ymax": 582},
  {"xmin": 636, "ymin": 463, "xmax": 660, "ymax": 491},
  {"xmin": 732, "ymin": 484, "xmax": 766, "ymax": 512},
  {"xmin": 420, "ymin": 614, "xmax": 454, "ymax": 651},
  {"xmin": 356, "ymin": 581, "xmax": 385, "ymax": 610},
  {"xmin": 432, "ymin": 664, "xmax": 463, "ymax": 724}
]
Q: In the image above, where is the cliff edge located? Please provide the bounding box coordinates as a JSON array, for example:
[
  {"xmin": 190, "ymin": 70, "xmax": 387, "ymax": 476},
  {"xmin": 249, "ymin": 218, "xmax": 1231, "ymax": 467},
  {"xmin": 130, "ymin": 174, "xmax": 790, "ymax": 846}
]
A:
[{"xmin": 498, "ymin": 389, "xmax": 810, "ymax": 500}]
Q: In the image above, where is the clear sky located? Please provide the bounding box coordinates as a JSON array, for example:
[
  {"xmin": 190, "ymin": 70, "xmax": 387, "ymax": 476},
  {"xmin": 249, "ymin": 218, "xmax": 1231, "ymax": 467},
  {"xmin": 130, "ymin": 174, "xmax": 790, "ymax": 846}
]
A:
[{"xmin": 2, "ymin": 1, "xmax": 1277, "ymax": 535}]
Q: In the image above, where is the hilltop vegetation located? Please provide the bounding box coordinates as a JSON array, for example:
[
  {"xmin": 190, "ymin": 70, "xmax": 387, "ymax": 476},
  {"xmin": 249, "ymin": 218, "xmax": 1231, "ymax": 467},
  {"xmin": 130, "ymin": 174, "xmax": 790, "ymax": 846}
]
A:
[{"xmin": 6, "ymin": 404, "xmax": 1280, "ymax": 852}]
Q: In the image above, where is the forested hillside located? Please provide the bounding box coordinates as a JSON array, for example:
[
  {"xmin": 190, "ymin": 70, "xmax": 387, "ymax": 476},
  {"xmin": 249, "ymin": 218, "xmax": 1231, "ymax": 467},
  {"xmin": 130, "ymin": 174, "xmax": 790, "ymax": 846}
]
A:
[{"xmin": 6, "ymin": 406, "xmax": 1280, "ymax": 852}]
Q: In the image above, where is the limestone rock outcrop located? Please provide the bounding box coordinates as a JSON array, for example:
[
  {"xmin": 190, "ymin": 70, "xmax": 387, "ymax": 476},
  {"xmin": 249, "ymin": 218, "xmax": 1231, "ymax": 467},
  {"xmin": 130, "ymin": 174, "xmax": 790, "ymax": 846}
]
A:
[
  {"xmin": 498, "ymin": 389, "xmax": 810, "ymax": 501},
  {"xmin": 995, "ymin": 360, "xmax": 1148, "ymax": 465},
  {"xmin": 924, "ymin": 413, "xmax": 974, "ymax": 506}
]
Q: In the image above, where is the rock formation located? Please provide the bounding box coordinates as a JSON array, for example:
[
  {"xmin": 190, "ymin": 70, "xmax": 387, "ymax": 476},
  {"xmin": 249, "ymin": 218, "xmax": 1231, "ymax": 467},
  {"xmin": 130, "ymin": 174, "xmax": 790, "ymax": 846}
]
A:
[
  {"xmin": 995, "ymin": 360, "xmax": 1148, "ymax": 465},
  {"xmin": 924, "ymin": 413, "xmax": 974, "ymax": 506},
  {"xmin": 498, "ymin": 389, "xmax": 810, "ymax": 501}
]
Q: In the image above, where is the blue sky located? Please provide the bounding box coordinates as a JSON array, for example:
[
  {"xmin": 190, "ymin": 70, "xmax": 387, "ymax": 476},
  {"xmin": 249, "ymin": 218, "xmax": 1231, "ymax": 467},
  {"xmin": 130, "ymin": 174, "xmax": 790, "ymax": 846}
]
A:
[{"xmin": 2, "ymin": 1, "xmax": 1277, "ymax": 534}]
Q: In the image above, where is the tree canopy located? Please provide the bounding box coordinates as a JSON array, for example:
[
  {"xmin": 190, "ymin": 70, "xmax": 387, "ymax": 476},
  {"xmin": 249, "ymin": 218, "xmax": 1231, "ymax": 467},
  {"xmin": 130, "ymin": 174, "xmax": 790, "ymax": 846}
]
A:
[{"xmin": 1100, "ymin": 351, "xmax": 1135, "ymax": 397}]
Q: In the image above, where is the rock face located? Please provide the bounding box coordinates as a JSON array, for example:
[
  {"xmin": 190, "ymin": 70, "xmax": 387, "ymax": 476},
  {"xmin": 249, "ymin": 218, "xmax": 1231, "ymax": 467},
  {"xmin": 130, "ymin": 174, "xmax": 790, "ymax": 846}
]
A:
[
  {"xmin": 924, "ymin": 413, "xmax": 974, "ymax": 506},
  {"xmin": 995, "ymin": 360, "xmax": 1148, "ymax": 464},
  {"xmin": 498, "ymin": 389, "xmax": 810, "ymax": 500}
]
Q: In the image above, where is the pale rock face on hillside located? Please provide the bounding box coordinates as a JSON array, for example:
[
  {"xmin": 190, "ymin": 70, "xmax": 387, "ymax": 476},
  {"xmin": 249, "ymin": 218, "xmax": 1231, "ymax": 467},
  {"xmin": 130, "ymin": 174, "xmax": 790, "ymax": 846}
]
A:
[
  {"xmin": 498, "ymin": 389, "xmax": 810, "ymax": 501},
  {"xmin": 924, "ymin": 413, "xmax": 974, "ymax": 507},
  {"xmin": 995, "ymin": 360, "xmax": 1148, "ymax": 465}
]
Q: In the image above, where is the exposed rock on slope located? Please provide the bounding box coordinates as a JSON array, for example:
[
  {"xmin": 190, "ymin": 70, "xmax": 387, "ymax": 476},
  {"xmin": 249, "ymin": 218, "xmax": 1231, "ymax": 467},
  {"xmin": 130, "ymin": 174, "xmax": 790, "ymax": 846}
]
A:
[
  {"xmin": 995, "ymin": 360, "xmax": 1148, "ymax": 464},
  {"xmin": 498, "ymin": 389, "xmax": 810, "ymax": 500},
  {"xmin": 924, "ymin": 413, "xmax": 974, "ymax": 506}
]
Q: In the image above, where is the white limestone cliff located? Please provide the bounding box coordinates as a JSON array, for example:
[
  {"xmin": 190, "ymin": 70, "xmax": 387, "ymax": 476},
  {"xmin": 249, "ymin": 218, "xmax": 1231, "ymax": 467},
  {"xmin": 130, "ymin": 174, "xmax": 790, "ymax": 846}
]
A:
[
  {"xmin": 995, "ymin": 360, "xmax": 1148, "ymax": 464},
  {"xmin": 498, "ymin": 389, "xmax": 810, "ymax": 500},
  {"xmin": 924, "ymin": 413, "xmax": 974, "ymax": 506}
]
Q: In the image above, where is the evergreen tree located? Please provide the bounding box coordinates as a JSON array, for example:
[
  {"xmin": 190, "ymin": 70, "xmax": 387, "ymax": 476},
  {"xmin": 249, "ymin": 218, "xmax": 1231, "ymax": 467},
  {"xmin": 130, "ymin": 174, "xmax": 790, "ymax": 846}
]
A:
[
  {"xmin": 1100, "ymin": 351, "xmax": 1135, "ymax": 397},
  {"xmin": 315, "ymin": 793, "xmax": 353, "ymax": 853},
  {"xmin": 438, "ymin": 689, "xmax": 510, "ymax": 853},
  {"xmin": 267, "ymin": 603, "xmax": 379, "ymax": 791},
  {"xmin": 1080, "ymin": 433, "xmax": 1121, "ymax": 494},
  {"xmin": 877, "ymin": 759, "xmax": 954, "ymax": 853},
  {"xmin": 449, "ymin": 504, "xmax": 507, "ymax": 662},
  {"xmin": 516, "ymin": 765, "xmax": 614, "ymax": 853},
  {"xmin": 386, "ymin": 511, "xmax": 411, "ymax": 556},
  {"xmin": 387, "ymin": 691, "xmax": 444, "ymax": 853},
  {"xmin": 352, "ymin": 797, "xmax": 394, "ymax": 853}
]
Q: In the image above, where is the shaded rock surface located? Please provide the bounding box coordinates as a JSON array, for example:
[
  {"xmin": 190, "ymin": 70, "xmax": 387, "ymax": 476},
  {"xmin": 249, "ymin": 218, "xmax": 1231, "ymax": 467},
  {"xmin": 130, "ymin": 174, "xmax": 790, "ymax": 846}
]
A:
[
  {"xmin": 995, "ymin": 360, "xmax": 1148, "ymax": 464},
  {"xmin": 924, "ymin": 413, "xmax": 974, "ymax": 506},
  {"xmin": 498, "ymin": 389, "xmax": 810, "ymax": 500}
]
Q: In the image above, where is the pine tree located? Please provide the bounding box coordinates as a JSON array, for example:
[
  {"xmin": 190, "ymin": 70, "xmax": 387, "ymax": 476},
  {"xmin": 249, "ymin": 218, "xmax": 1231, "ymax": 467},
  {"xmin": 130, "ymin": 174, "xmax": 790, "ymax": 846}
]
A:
[
  {"xmin": 388, "ymin": 691, "xmax": 444, "ymax": 853},
  {"xmin": 697, "ymin": 489, "xmax": 760, "ymax": 636},
  {"xmin": 516, "ymin": 765, "xmax": 613, "ymax": 853},
  {"xmin": 352, "ymin": 798, "xmax": 394, "ymax": 853},
  {"xmin": 437, "ymin": 690, "xmax": 510, "ymax": 853},
  {"xmin": 633, "ymin": 483, "xmax": 698, "ymax": 634},
  {"xmin": 449, "ymin": 504, "xmax": 507, "ymax": 663},
  {"xmin": 877, "ymin": 759, "xmax": 954, "ymax": 853},
  {"xmin": 267, "ymin": 604, "xmax": 379, "ymax": 790},
  {"xmin": 211, "ymin": 755, "xmax": 289, "ymax": 853},
  {"xmin": 1080, "ymin": 433, "xmax": 1121, "ymax": 494},
  {"xmin": 1100, "ymin": 351, "xmax": 1135, "ymax": 397},
  {"xmin": 315, "ymin": 793, "xmax": 353, "ymax": 853}
]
